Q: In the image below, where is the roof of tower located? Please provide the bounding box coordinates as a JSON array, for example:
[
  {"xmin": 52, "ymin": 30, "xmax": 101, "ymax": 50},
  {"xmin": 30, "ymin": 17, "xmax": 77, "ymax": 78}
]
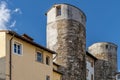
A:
[
  {"xmin": 45, "ymin": 3, "xmax": 86, "ymax": 21},
  {"xmin": 88, "ymin": 42, "xmax": 118, "ymax": 48}
]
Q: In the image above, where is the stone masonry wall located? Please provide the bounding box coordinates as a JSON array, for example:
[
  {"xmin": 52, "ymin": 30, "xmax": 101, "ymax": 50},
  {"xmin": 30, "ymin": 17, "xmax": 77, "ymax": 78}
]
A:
[
  {"xmin": 48, "ymin": 19, "xmax": 86, "ymax": 80},
  {"xmin": 95, "ymin": 60, "xmax": 113, "ymax": 80},
  {"xmin": 88, "ymin": 43, "xmax": 117, "ymax": 80}
]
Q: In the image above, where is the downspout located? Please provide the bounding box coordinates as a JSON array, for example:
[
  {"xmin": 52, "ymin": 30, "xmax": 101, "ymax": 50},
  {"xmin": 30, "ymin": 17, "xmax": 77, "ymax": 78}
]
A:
[
  {"xmin": 53, "ymin": 53, "xmax": 58, "ymax": 61},
  {"xmin": 9, "ymin": 34, "xmax": 15, "ymax": 80}
]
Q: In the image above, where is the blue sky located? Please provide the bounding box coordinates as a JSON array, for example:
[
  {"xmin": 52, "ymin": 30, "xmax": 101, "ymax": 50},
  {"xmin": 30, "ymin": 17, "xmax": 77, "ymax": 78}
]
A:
[{"xmin": 0, "ymin": 0, "xmax": 120, "ymax": 71}]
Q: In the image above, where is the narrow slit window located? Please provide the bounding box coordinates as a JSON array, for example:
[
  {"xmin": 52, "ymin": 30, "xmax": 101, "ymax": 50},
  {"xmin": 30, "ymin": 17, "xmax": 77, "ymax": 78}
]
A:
[
  {"xmin": 91, "ymin": 61, "xmax": 94, "ymax": 67},
  {"xmin": 46, "ymin": 56, "xmax": 50, "ymax": 65},
  {"xmin": 56, "ymin": 6, "xmax": 61, "ymax": 16},
  {"xmin": 46, "ymin": 75, "xmax": 50, "ymax": 80},
  {"xmin": 91, "ymin": 74, "xmax": 93, "ymax": 80},
  {"xmin": 106, "ymin": 45, "xmax": 108, "ymax": 49}
]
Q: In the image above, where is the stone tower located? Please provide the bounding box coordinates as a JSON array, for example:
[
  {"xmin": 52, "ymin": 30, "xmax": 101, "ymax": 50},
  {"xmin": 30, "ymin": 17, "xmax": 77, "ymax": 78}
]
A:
[
  {"xmin": 88, "ymin": 42, "xmax": 118, "ymax": 80},
  {"xmin": 46, "ymin": 4, "xmax": 86, "ymax": 80}
]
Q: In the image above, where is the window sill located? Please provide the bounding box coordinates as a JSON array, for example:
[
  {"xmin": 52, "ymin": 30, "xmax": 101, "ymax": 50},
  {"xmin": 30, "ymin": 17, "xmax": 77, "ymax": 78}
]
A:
[
  {"xmin": 35, "ymin": 60, "xmax": 44, "ymax": 64},
  {"xmin": 13, "ymin": 53, "xmax": 23, "ymax": 56}
]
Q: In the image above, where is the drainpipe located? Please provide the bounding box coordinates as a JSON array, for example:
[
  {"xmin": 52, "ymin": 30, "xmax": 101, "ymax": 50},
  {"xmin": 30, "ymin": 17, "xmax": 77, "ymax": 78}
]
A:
[
  {"xmin": 53, "ymin": 53, "xmax": 58, "ymax": 61},
  {"xmin": 9, "ymin": 33, "xmax": 15, "ymax": 80}
]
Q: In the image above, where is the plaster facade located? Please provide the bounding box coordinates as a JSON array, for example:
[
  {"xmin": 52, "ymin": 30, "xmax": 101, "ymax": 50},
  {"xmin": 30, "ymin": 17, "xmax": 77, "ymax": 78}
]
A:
[
  {"xmin": 53, "ymin": 63, "xmax": 62, "ymax": 80},
  {"xmin": 0, "ymin": 32, "xmax": 6, "ymax": 80},
  {"xmin": 0, "ymin": 31, "xmax": 61, "ymax": 80}
]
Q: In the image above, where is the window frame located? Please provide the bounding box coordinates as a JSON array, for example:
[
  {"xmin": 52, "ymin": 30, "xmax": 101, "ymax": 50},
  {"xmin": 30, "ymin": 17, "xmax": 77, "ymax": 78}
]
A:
[
  {"xmin": 91, "ymin": 74, "xmax": 93, "ymax": 80},
  {"xmin": 46, "ymin": 75, "xmax": 50, "ymax": 80},
  {"xmin": 106, "ymin": 45, "xmax": 108, "ymax": 49},
  {"xmin": 56, "ymin": 5, "xmax": 61, "ymax": 17},
  {"xmin": 46, "ymin": 56, "xmax": 50, "ymax": 65},
  {"xmin": 36, "ymin": 51, "xmax": 43, "ymax": 63},
  {"xmin": 118, "ymin": 74, "xmax": 120, "ymax": 79},
  {"xmin": 91, "ymin": 61, "xmax": 94, "ymax": 67},
  {"xmin": 86, "ymin": 69, "xmax": 89, "ymax": 77},
  {"xmin": 13, "ymin": 40, "xmax": 23, "ymax": 56}
]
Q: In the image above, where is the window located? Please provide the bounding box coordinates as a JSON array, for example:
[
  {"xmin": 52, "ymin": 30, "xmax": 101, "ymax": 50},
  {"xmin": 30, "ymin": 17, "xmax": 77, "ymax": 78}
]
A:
[
  {"xmin": 14, "ymin": 42, "xmax": 22, "ymax": 55},
  {"xmin": 56, "ymin": 6, "xmax": 61, "ymax": 16},
  {"xmin": 37, "ymin": 52, "xmax": 43, "ymax": 62},
  {"xmin": 81, "ymin": 15, "xmax": 84, "ymax": 22},
  {"xmin": 91, "ymin": 61, "xmax": 94, "ymax": 67},
  {"xmin": 106, "ymin": 45, "xmax": 108, "ymax": 49},
  {"xmin": 118, "ymin": 74, "xmax": 120, "ymax": 79},
  {"xmin": 46, "ymin": 75, "xmax": 50, "ymax": 80},
  {"xmin": 46, "ymin": 56, "xmax": 50, "ymax": 65},
  {"xmin": 86, "ymin": 69, "xmax": 89, "ymax": 77},
  {"xmin": 91, "ymin": 74, "xmax": 93, "ymax": 80}
]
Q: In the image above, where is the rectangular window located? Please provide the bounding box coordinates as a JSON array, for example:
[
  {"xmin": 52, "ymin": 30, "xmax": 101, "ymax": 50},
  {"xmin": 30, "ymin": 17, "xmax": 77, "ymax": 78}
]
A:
[
  {"xmin": 118, "ymin": 74, "xmax": 120, "ymax": 79},
  {"xmin": 106, "ymin": 45, "xmax": 108, "ymax": 49},
  {"xmin": 86, "ymin": 69, "xmax": 89, "ymax": 77},
  {"xmin": 56, "ymin": 6, "xmax": 61, "ymax": 16},
  {"xmin": 13, "ymin": 42, "xmax": 22, "ymax": 55},
  {"xmin": 37, "ymin": 52, "xmax": 43, "ymax": 62},
  {"xmin": 46, "ymin": 75, "xmax": 50, "ymax": 80},
  {"xmin": 91, "ymin": 74, "xmax": 93, "ymax": 80},
  {"xmin": 46, "ymin": 56, "xmax": 50, "ymax": 65},
  {"xmin": 91, "ymin": 61, "xmax": 94, "ymax": 67}
]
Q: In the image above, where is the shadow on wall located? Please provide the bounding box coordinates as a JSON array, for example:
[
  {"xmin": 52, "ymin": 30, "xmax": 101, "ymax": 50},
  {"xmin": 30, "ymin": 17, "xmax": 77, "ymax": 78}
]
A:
[
  {"xmin": 0, "ymin": 57, "xmax": 6, "ymax": 80},
  {"xmin": 0, "ymin": 78, "xmax": 5, "ymax": 80}
]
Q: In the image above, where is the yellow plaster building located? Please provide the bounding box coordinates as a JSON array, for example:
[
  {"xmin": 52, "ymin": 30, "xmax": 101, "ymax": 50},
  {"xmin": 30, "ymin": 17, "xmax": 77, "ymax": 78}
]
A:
[
  {"xmin": 0, "ymin": 30, "xmax": 97, "ymax": 80},
  {"xmin": 53, "ymin": 63, "xmax": 62, "ymax": 80},
  {"xmin": 0, "ymin": 30, "xmax": 62, "ymax": 80},
  {"xmin": 0, "ymin": 3, "xmax": 118, "ymax": 80}
]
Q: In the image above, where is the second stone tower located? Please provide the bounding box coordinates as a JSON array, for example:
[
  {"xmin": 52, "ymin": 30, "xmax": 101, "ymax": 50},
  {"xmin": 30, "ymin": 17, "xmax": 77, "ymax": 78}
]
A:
[
  {"xmin": 88, "ymin": 42, "xmax": 118, "ymax": 80},
  {"xmin": 46, "ymin": 3, "xmax": 86, "ymax": 80}
]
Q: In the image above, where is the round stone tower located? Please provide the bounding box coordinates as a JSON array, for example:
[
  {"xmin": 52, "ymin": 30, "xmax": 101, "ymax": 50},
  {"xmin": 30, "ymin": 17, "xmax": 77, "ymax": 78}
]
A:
[
  {"xmin": 88, "ymin": 42, "xmax": 118, "ymax": 80},
  {"xmin": 46, "ymin": 3, "xmax": 86, "ymax": 80}
]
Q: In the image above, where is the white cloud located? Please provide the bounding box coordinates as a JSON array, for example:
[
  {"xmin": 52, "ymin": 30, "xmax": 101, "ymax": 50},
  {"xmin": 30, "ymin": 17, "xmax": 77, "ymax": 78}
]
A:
[
  {"xmin": 0, "ymin": 1, "xmax": 11, "ymax": 30},
  {"xmin": 10, "ymin": 20, "xmax": 16, "ymax": 28},
  {"xmin": 0, "ymin": 1, "xmax": 22, "ymax": 30},
  {"xmin": 13, "ymin": 8, "xmax": 22, "ymax": 14}
]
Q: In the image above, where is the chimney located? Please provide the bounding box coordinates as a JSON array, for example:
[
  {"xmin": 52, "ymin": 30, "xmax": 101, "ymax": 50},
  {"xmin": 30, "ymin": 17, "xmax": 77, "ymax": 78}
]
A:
[{"xmin": 22, "ymin": 34, "xmax": 33, "ymax": 41}]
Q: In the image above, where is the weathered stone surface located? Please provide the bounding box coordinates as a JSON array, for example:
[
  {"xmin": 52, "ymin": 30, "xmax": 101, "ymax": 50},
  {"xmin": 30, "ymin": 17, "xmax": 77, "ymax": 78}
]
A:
[
  {"xmin": 88, "ymin": 42, "xmax": 117, "ymax": 80},
  {"xmin": 47, "ymin": 19, "xmax": 86, "ymax": 80},
  {"xmin": 47, "ymin": 4, "xmax": 86, "ymax": 80}
]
